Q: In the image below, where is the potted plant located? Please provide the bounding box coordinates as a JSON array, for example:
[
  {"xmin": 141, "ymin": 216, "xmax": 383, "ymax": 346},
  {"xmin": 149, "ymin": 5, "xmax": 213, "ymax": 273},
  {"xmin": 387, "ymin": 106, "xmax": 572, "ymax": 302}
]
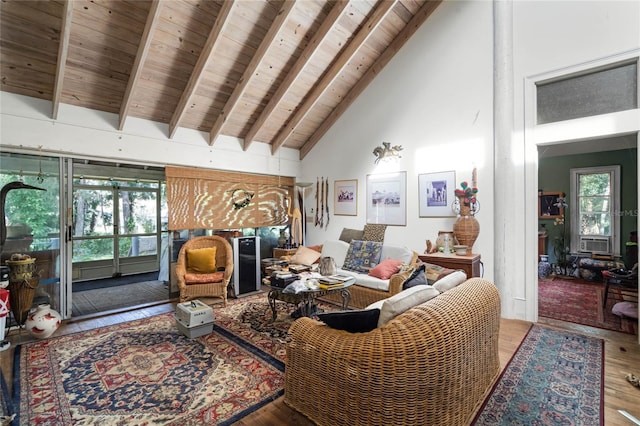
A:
[{"xmin": 552, "ymin": 194, "xmax": 571, "ymax": 275}]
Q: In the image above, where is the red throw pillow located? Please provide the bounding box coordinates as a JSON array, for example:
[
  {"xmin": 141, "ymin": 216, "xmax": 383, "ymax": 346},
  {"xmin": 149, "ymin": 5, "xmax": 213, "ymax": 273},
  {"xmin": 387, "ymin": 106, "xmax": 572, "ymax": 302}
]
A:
[{"xmin": 368, "ymin": 259, "xmax": 403, "ymax": 280}]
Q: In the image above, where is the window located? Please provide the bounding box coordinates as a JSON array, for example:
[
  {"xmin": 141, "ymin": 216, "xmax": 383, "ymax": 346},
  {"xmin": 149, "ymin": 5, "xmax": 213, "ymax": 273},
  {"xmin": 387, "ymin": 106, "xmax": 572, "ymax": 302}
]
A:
[
  {"xmin": 536, "ymin": 60, "xmax": 638, "ymax": 124},
  {"xmin": 570, "ymin": 166, "xmax": 620, "ymax": 255}
]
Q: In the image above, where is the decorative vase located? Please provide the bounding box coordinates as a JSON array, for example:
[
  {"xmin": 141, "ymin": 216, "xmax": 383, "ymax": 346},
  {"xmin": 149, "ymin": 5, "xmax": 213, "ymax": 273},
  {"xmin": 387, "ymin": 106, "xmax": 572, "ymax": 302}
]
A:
[
  {"xmin": 25, "ymin": 304, "xmax": 61, "ymax": 339},
  {"xmin": 435, "ymin": 231, "xmax": 458, "ymax": 253},
  {"xmin": 538, "ymin": 255, "xmax": 552, "ymax": 278},
  {"xmin": 453, "ymin": 196, "xmax": 480, "ymax": 253}
]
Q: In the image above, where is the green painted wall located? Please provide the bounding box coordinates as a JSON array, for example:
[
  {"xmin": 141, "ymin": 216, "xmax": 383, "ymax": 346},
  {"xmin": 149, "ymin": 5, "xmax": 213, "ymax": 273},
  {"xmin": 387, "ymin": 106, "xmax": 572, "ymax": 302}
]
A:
[{"xmin": 538, "ymin": 148, "xmax": 638, "ymax": 267}]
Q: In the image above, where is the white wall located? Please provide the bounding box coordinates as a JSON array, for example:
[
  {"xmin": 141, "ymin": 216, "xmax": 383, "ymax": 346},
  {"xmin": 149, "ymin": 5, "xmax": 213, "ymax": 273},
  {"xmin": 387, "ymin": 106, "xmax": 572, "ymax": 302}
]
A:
[
  {"xmin": 301, "ymin": 0, "xmax": 495, "ymax": 278},
  {"xmin": 301, "ymin": 0, "xmax": 640, "ymax": 321},
  {"xmin": 0, "ymin": 93, "xmax": 301, "ymax": 177},
  {"xmin": 513, "ymin": 0, "xmax": 640, "ymax": 322}
]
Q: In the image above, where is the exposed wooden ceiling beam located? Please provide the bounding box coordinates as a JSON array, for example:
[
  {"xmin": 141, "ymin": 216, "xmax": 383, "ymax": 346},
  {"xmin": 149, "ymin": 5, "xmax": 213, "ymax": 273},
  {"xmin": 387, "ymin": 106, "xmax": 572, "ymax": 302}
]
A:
[
  {"xmin": 208, "ymin": 0, "xmax": 296, "ymax": 146},
  {"xmin": 168, "ymin": 0, "xmax": 235, "ymax": 139},
  {"xmin": 300, "ymin": 0, "xmax": 442, "ymax": 159},
  {"xmin": 118, "ymin": 0, "xmax": 163, "ymax": 131},
  {"xmin": 242, "ymin": 0, "xmax": 350, "ymax": 151},
  {"xmin": 270, "ymin": 0, "xmax": 397, "ymax": 155},
  {"xmin": 51, "ymin": 0, "xmax": 73, "ymax": 120}
]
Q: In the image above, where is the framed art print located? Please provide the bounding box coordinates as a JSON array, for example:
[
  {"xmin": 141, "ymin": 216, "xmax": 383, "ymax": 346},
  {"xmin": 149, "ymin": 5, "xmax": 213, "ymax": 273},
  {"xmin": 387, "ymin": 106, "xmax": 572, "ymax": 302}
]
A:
[
  {"xmin": 418, "ymin": 171, "xmax": 456, "ymax": 217},
  {"xmin": 366, "ymin": 171, "xmax": 406, "ymax": 226},
  {"xmin": 334, "ymin": 179, "xmax": 357, "ymax": 216}
]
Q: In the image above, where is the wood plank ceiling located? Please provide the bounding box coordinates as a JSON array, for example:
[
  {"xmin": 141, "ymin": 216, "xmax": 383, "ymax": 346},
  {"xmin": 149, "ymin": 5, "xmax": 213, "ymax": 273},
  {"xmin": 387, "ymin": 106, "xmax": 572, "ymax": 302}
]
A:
[{"xmin": 0, "ymin": 0, "xmax": 442, "ymax": 159}]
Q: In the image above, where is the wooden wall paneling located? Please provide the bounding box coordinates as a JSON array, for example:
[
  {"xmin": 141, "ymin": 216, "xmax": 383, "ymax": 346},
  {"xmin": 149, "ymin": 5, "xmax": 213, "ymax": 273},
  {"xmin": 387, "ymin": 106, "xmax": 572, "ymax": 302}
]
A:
[
  {"xmin": 208, "ymin": 0, "xmax": 296, "ymax": 145},
  {"xmin": 168, "ymin": 0, "xmax": 233, "ymax": 138},
  {"xmin": 52, "ymin": 0, "xmax": 73, "ymax": 119},
  {"xmin": 270, "ymin": 0, "xmax": 397, "ymax": 154},
  {"xmin": 300, "ymin": 0, "xmax": 443, "ymax": 158},
  {"xmin": 242, "ymin": 0, "xmax": 348, "ymax": 150}
]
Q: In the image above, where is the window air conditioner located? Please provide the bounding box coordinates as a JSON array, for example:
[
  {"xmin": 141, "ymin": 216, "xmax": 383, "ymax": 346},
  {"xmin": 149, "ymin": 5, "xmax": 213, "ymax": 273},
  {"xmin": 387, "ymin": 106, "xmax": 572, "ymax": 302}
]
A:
[{"xmin": 578, "ymin": 236, "xmax": 610, "ymax": 254}]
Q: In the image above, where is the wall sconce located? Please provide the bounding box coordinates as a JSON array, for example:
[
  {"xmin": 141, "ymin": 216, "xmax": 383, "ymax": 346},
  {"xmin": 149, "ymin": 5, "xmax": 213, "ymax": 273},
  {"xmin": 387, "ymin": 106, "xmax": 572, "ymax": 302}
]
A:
[{"xmin": 373, "ymin": 142, "xmax": 403, "ymax": 164}]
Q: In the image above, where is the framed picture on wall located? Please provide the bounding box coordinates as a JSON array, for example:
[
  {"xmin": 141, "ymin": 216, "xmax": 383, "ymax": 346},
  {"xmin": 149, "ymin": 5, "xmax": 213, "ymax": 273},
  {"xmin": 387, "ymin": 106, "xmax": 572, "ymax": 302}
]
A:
[
  {"xmin": 538, "ymin": 191, "xmax": 563, "ymax": 218},
  {"xmin": 334, "ymin": 179, "xmax": 357, "ymax": 216},
  {"xmin": 418, "ymin": 171, "xmax": 456, "ymax": 217},
  {"xmin": 366, "ymin": 171, "xmax": 406, "ymax": 226}
]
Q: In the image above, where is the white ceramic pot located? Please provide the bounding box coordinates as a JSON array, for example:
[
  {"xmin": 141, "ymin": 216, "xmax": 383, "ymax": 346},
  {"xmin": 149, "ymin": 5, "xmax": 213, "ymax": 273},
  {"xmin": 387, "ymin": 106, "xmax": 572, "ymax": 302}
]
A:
[{"xmin": 25, "ymin": 304, "xmax": 61, "ymax": 339}]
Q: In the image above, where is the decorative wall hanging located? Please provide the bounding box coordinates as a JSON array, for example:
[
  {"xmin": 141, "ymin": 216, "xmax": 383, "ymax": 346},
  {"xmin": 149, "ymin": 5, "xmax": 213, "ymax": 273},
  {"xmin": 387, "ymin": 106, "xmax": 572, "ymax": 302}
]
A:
[
  {"xmin": 418, "ymin": 171, "xmax": 456, "ymax": 217},
  {"xmin": 314, "ymin": 177, "xmax": 330, "ymax": 228},
  {"xmin": 334, "ymin": 179, "xmax": 358, "ymax": 216},
  {"xmin": 538, "ymin": 191, "xmax": 564, "ymax": 218},
  {"xmin": 366, "ymin": 171, "xmax": 406, "ymax": 226},
  {"xmin": 373, "ymin": 142, "xmax": 403, "ymax": 164},
  {"xmin": 228, "ymin": 188, "xmax": 254, "ymax": 210}
]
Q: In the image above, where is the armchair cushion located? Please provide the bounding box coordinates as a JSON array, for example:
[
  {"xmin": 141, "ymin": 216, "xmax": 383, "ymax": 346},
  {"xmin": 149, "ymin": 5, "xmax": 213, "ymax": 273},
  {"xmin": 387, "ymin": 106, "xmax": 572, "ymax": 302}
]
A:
[
  {"xmin": 343, "ymin": 240, "xmax": 383, "ymax": 273},
  {"xmin": 289, "ymin": 245, "xmax": 322, "ymax": 265},
  {"xmin": 339, "ymin": 228, "xmax": 365, "ymax": 243},
  {"xmin": 433, "ymin": 270, "xmax": 467, "ymax": 292},
  {"xmin": 378, "ymin": 285, "xmax": 439, "ymax": 326},
  {"xmin": 317, "ymin": 308, "xmax": 380, "ymax": 333},
  {"xmin": 186, "ymin": 247, "xmax": 217, "ymax": 273},
  {"xmin": 423, "ymin": 262, "xmax": 456, "ymax": 285},
  {"xmin": 184, "ymin": 271, "xmax": 225, "ymax": 284}
]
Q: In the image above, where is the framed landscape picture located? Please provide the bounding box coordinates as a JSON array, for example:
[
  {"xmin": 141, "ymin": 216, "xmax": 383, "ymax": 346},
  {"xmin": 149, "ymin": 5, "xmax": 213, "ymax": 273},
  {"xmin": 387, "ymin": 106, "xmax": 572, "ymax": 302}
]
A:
[
  {"xmin": 334, "ymin": 179, "xmax": 357, "ymax": 216},
  {"xmin": 418, "ymin": 171, "xmax": 456, "ymax": 217},
  {"xmin": 366, "ymin": 171, "xmax": 406, "ymax": 226}
]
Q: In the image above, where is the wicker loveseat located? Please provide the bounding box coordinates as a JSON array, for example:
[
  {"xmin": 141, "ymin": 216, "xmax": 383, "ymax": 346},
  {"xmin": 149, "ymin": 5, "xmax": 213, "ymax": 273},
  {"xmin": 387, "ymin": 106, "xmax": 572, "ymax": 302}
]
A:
[
  {"xmin": 318, "ymin": 240, "xmax": 419, "ymax": 308},
  {"xmin": 285, "ymin": 278, "xmax": 501, "ymax": 426}
]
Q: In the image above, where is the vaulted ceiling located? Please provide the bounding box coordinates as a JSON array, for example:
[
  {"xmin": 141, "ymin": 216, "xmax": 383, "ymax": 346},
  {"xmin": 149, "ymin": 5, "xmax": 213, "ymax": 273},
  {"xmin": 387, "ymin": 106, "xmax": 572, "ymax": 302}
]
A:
[{"xmin": 0, "ymin": 0, "xmax": 441, "ymax": 158}]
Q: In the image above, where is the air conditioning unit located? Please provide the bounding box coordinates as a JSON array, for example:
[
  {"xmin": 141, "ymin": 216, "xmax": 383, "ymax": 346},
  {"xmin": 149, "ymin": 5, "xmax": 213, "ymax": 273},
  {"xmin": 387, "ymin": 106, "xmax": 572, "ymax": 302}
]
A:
[{"xmin": 578, "ymin": 236, "xmax": 610, "ymax": 254}]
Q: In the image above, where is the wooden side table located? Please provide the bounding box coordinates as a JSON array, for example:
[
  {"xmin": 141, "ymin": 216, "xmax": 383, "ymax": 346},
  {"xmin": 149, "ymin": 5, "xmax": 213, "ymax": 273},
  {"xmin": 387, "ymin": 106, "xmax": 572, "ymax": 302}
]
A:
[
  {"xmin": 273, "ymin": 248, "xmax": 297, "ymax": 259},
  {"xmin": 418, "ymin": 252, "xmax": 482, "ymax": 278}
]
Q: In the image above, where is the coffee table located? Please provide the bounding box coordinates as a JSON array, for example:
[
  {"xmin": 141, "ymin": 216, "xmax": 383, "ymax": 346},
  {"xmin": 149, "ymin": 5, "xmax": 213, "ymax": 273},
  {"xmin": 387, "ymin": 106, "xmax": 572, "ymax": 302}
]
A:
[{"xmin": 267, "ymin": 277, "xmax": 355, "ymax": 320}]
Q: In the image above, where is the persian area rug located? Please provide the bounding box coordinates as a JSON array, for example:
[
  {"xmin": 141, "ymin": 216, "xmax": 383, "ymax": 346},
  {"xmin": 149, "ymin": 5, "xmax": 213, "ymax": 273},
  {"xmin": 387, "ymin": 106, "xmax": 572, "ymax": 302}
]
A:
[
  {"xmin": 14, "ymin": 306, "xmax": 285, "ymax": 425},
  {"xmin": 473, "ymin": 324, "xmax": 604, "ymax": 425},
  {"xmin": 538, "ymin": 277, "xmax": 636, "ymax": 334},
  {"xmin": 214, "ymin": 292, "xmax": 338, "ymax": 362}
]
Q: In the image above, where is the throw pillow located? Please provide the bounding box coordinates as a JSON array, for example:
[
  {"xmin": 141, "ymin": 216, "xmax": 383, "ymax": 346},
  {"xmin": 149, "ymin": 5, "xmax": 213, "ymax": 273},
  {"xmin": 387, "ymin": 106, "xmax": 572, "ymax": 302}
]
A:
[
  {"xmin": 318, "ymin": 309, "xmax": 380, "ymax": 333},
  {"xmin": 343, "ymin": 240, "xmax": 383, "ymax": 273},
  {"xmin": 378, "ymin": 285, "xmax": 440, "ymax": 327},
  {"xmin": 369, "ymin": 259, "xmax": 403, "ymax": 280},
  {"xmin": 402, "ymin": 263, "xmax": 428, "ymax": 290},
  {"xmin": 433, "ymin": 270, "xmax": 467, "ymax": 292},
  {"xmin": 339, "ymin": 228, "xmax": 365, "ymax": 243},
  {"xmin": 289, "ymin": 245, "xmax": 322, "ymax": 265},
  {"xmin": 186, "ymin": 247, "xmax": 217, "ymax": 273},
  {"xmin": 362, "ymin": 224, "xmax": 387, "ymax": 242},
  {"xmin": 423, "ymin": 262, "xmax": 456, "ymax": 285}
]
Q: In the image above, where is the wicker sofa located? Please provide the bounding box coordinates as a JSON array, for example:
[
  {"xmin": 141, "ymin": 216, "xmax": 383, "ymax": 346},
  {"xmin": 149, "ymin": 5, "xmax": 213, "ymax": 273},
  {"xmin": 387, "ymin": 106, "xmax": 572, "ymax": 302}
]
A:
[
  {"xmin": 318, "ymin": 240, "xmax": 419, "ymax": 308},
  {"xmin": 284, "ymin": 278, "xmax": 501, "ymax": 426}
]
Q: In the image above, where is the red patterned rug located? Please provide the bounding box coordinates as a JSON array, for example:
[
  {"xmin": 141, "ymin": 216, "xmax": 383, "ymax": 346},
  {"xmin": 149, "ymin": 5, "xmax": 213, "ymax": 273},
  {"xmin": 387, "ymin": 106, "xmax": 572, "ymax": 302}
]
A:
[
  {"xmin": 13, "ymin": 292, "xmax": 332, "ymax": 425},
  {"xmin": 538, "ymin": 277, "xmax": 636, "ymax": 334}
]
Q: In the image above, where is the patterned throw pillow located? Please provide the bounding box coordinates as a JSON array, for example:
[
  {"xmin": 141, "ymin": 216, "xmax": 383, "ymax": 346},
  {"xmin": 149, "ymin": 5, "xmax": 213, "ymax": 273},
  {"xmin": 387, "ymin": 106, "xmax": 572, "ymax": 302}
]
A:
[
  {"xmin": 423, "ymin": 262, "xmax": 456, "ymax": 285},
  {"xmin": 343, "ymin": 240, "xmax": 383, "ymax": 273},
  {"xmin": 362, "ymin": 224, "xmax": 387, "ymax": 242}
]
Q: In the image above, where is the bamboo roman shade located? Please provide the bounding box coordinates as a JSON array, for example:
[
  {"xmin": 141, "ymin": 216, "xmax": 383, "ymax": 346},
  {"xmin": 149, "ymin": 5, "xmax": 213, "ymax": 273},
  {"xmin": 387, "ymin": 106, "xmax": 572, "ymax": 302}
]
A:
[{"xmin": 166, "ymin": 166, "xmax": 294, "ymax": 230}]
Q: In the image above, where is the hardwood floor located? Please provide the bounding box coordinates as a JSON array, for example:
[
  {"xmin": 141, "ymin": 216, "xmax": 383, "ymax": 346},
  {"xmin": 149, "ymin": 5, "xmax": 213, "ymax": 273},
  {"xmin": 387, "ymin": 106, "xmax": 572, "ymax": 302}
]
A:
[{"xmin": 1, "ymin": 303, "xmax": 639, "ymax": 425}]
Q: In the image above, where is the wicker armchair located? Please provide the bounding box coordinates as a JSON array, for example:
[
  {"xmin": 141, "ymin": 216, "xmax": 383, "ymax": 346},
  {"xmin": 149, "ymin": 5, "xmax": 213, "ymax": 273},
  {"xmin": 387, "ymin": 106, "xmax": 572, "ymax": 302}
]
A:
[
  {"xmin": 175, "ymin": 236, "xmax": 233, "ymax": 305},
  {"xmin": 285, "ymin": 278, "xmax": 501, "ymax": 426}
]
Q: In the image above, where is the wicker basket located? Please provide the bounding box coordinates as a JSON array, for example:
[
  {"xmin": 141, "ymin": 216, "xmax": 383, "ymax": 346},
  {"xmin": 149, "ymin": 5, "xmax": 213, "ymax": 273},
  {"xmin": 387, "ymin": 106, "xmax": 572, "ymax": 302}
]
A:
[{"xmin": 6, "ymin": 258, "xmax": 36, "ymax": 281}]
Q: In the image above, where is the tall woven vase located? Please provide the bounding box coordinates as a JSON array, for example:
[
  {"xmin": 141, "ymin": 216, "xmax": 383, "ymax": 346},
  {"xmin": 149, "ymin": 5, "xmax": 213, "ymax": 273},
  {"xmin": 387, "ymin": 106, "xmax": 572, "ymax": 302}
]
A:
[{"xmin": 453, "ymin": 196, "xmax": 480, "ymax": 253}]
